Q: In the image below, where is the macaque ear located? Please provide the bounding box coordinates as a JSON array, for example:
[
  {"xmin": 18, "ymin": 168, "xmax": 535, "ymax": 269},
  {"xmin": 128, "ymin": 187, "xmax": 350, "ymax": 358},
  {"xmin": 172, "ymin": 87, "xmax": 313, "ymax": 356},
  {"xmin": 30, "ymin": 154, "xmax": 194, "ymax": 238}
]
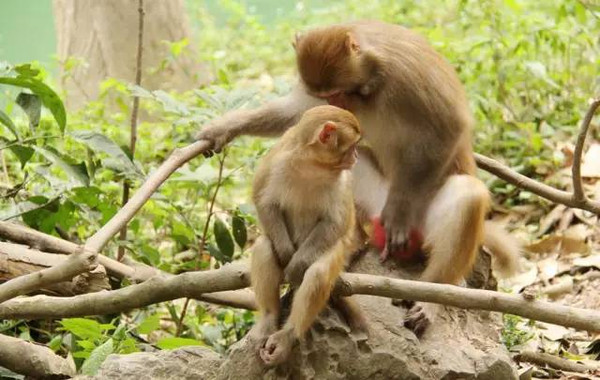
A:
[
  {"xmin": 345, "ymin": 32, "xmax": 361, "ymax": 54},
  {"xmin": 292, "ymin": 32, "xmax": 303, "ymax": 50},
  {"xmin": 319, "ymin": 122, "xmax": 338, "ymax": 144}
]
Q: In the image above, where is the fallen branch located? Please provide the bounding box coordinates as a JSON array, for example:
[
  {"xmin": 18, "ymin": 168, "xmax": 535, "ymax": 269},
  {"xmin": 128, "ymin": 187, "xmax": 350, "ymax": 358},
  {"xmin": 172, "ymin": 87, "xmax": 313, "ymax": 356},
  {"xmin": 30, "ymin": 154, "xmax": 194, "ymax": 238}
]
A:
[
  {"xmin": 0, "ymin": 248, "xmax": 97, "ymax": 303},
  {"xmin": 0, "ymin": 262, "xmax": 249, "ymax": 318},
  {"xmin": 2, "ymin": 265, "xmax": 599, "ymax": 332},
  {"xmin": 0, "ymin": 333, "xmax": 76, "ymax": 378},
  {"xmin": 0, "ymin": 242, "xmax": 110, "ymax": 295},
  {"xmin": 0, "ymin": 221, "xmax": 136, "ymax": 280},
  {"xmin": 514, "ymin": 350, "xmax": 600, "ymax": 373}
]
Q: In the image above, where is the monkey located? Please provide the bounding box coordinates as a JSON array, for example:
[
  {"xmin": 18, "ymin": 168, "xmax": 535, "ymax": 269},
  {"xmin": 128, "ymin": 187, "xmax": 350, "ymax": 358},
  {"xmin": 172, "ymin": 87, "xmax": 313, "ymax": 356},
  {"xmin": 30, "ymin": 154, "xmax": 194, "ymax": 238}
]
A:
[
  {"xmin": 197, "ymin": 20, "xmax": 520, "ymax": 336},
  {"xmin": 249, "ymin": 105, "xmax": 366, "ymax": 366}
]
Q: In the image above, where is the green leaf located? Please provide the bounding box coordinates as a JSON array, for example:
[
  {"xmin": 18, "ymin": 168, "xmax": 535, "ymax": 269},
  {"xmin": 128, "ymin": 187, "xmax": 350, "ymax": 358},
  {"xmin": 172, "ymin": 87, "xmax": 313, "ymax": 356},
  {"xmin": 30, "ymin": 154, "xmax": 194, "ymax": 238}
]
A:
[
  {"xmin": 16, "ymin": 92, "xmax": 41, "ymax": 129},
  {"xmin": 81, "ymin": 338, "xmax": 114, "ymax": 376},
  {"xmin": 156, "ymin": 337, "xmax": 204, "ymax": 350},
  {"xmin": 14, "ymin": 63, "xmax": 40, "ymax": 78},
  {"xmin": 0, "ymin": 76, "xmax": 67, "ymax": 131},
  {"xmin": 207, "ymin": 243, "xmax": 227, "ymax": 263},
  {"xmin": 60, "ymin": 318, "xmax": 106, "ymax": 340},
  {"xmin": 213, "ymin": 218, "xmax": 234, "ymax": 260},
  {"xmin": 34, "ymin": 146, "xmax": 90, "ymax": 186},
  {"xmin": 10, "ymin": 144, "xmax": 34, "ymax": 168},
  {"xmin": 48, "ymin": 335, "xmax": 63, "ymax": 352},
  {"xmin": 232, "ymin": 214, "xmax": 247, "ymax": 249},
  {"xmin": 70, "ymin": 131, "xmax": 139, "ymax": 176},
  {"xmin": 0, "ymin": 110, "xmax": 18, "ymax": 138},
  {"xmin": 137, "ymin": 313, "xmax": 161, "ymax": 335}
]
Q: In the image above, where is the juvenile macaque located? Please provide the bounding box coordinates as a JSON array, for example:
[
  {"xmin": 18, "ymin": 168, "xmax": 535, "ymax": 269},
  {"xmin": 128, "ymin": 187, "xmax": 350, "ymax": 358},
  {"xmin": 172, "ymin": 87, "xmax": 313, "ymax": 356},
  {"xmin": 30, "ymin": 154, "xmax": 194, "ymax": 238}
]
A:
[
  {"xmin": 250, "ymin": 105, "xmax": 365, "ymax": 366},
  {"xmin": 198, "ymin": 21, "xmax": 519, "ymax": 335}
]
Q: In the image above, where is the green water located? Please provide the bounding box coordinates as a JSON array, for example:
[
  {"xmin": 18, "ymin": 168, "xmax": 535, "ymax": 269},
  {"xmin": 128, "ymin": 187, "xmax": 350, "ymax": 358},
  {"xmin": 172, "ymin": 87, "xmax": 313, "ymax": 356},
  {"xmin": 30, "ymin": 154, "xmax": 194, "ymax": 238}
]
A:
[
  {"xmin": 0, "ymin": 0, "xmax": 56, "ymax": 66},
  {"xmin": 0, "ymin": 0, "xmax": 295, "ymax": 68}
]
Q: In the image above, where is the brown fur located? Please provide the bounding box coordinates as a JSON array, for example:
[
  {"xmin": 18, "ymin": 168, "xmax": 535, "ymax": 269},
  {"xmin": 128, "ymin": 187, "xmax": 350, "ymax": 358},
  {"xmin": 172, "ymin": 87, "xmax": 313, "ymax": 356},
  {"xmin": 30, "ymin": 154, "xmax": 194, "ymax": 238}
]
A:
[{"xmin": 250, "ymin": 105, "xmax": 365, "ymax": 366}]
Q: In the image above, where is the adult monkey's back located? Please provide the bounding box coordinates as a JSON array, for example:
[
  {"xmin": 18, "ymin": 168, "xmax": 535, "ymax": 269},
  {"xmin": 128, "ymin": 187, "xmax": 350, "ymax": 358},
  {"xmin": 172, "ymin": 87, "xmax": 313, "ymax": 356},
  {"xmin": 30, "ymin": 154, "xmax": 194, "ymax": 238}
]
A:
[{"xmin": 197, "ymin": 20, "xmax": 519, "ymax": 335}]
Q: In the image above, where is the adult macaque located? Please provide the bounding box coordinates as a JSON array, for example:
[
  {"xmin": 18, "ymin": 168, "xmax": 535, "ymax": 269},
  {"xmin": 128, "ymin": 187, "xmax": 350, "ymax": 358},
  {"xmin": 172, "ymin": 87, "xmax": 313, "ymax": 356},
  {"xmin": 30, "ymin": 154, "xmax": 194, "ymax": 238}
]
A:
[
  {"xmin": 198, "ymin": 21, "xmax": 519, "ymax": 335},
  {"xmin": 250, "ymin": 105, "xmax": 366, "ymax": 366}
]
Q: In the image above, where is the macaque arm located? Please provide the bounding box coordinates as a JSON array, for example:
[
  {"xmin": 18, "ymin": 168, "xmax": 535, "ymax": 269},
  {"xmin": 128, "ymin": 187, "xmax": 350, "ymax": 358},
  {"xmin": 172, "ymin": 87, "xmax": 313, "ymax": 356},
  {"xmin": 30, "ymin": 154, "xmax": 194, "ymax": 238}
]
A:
[
  {"xmin": 257, "ymin": 202, "xmax": 296, "ymax": 267},
  {"xmin": 382, "ymin": 126, "xmax": 461, "ymax": 248},
  {"xmin": 285, "ymin": 216, "xmax": 347, "ymax": 286},
  {"xmin": 196, "ymin": 84, "xmax": 325, "ymax": 151}
]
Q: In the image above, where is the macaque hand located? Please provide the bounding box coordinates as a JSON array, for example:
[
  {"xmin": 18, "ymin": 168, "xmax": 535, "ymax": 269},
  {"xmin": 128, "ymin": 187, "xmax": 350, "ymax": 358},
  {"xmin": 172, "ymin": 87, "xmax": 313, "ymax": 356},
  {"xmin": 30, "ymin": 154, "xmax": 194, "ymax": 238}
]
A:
[
  {"xmin": 195, "ymin": 123, "xmax": 236, "ymax": 157},
  {"xmin": 380, "ymin": 198, "xmax": 417, "ymax": 262},
  {"xmin": 284, "ymin": 254, "xmax": 310, "ymax": 286}
]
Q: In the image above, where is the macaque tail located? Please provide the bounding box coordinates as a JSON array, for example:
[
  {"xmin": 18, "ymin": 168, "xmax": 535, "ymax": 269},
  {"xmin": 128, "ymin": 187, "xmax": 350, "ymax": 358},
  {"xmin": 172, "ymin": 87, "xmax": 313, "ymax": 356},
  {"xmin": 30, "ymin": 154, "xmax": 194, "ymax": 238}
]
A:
[{"xmin": 483, "ymin": 221, "xmax": 520, "ymax": 278}]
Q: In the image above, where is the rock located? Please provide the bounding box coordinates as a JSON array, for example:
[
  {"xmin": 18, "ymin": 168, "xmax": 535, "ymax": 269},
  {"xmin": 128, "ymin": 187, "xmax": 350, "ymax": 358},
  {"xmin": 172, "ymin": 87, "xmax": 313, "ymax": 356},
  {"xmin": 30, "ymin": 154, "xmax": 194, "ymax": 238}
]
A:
[
  {"xmin": 82, "ymin": 250, "xmax": 518, "ymax": 379},
  {"xmin": 75, "ymin": 346, "xmax": 221, "ymax": 380}
]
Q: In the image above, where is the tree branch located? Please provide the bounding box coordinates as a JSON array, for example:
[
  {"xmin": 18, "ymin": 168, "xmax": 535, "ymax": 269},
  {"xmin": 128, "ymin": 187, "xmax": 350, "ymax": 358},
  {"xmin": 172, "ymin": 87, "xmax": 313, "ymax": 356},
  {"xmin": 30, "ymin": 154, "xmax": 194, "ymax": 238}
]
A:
[
  {"xmin": 118, "ymin": 0, "xmax": 145, "ymax": 261},
  {"xmin": 0, "ymin": 248, "xmax": 97, "ymax": 303},
  {"xmin": 2, "ymin": 265, "xmax": 599, "ymax": 333},
  {"xmin": 0, "ymin": 334, "xmax": 76, "ymax": 379},
  {"xmin": 572, "ymin": 99, "xmax": 600, "ymax": 201},
  {"xmin": 85, "ymin": 140, "xmax": 211, "ymax": 253}
]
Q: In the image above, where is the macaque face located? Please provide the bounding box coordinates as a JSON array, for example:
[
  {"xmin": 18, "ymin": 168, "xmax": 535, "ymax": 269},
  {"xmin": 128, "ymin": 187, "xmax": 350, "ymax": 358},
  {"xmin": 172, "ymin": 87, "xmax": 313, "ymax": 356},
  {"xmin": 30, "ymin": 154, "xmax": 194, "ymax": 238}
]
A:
[{"xmin": 294, "ymin": 28, "xmax": 364, "ymax": 109}]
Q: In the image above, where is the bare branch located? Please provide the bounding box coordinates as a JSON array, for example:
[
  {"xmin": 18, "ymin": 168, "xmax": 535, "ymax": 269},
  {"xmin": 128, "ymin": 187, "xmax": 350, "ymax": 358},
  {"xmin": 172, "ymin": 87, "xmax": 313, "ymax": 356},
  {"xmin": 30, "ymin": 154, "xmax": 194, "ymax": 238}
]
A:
[
  {"xmin": 199, "ymin": 289, "xmax": 257, "ymax": 310},
  {"xmin": 572, "ymin": 99, "xmax": 600, "ymax": 201},
  {"xmin": 0, "ymin": 248, "xmax": 97, "ymax": 303},
  {"xmin": 0, "ymin": 262, "xmax": 249, "ymax": 318},
  {"xmin": 2, "ymin": 264, "xmax": 600, "ymax": 332},
  {"xmin": 85, "ymin": 140, "xmax": 211, "ymax": 253},
  {"xmin": 0, "ymin": 221, "xmax": 140, "ymax": 280},
  {"xmin": 118, "ymin": 0, "xmax": 145, "ymax": 261},
  {"xmin": 0, "ymin": 242, "xmax": 110, "ymax": 295},
  {"xmin": 475, "ymin": 153, "xmax": 600, "ymax": 214},
  {"xmin": 0, "ymin": 334, "xmax": 76, "ymax": 378},
  {"xmin": 514, "ymin": 350, "xmax": 600, "ymax": 373}
]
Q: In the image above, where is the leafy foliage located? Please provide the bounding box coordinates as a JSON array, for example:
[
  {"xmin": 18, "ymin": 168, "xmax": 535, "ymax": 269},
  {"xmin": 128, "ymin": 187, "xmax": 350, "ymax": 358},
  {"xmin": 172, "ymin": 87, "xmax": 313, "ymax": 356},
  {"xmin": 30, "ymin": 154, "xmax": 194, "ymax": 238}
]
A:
[{"xmin": 0, "ymin": 0, "xmax": 598, "ymax": 372}]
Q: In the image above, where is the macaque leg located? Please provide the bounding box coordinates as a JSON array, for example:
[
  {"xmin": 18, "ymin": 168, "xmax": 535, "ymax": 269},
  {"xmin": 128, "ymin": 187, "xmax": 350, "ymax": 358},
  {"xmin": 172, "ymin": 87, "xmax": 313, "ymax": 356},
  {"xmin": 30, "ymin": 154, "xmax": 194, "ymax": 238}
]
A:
[
  {"xmin": 250, "ymin": 236, "xmax": 283, "ymax": 342},
  {"xmin": 259, "ymin": 243, "xmax": 345, "ymax": 366},
  {"xmin": 405, "ymin": 174, "xmax": 490, "ymax": 336}
]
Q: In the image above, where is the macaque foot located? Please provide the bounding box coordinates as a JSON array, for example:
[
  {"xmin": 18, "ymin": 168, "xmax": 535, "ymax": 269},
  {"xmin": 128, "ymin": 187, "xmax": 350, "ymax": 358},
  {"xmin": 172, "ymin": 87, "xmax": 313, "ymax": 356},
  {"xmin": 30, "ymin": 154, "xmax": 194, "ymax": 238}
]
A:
[
  {"xmin": 259, "ymin": 328, "xmax": 296, "ymax": 367},
  {"xmin": 404, "ymin": 302, "xmax": 440, "ymax": 338},
  {"xmin": 249, "ymin": 314, "xmax": 278, "ymax": 345}
]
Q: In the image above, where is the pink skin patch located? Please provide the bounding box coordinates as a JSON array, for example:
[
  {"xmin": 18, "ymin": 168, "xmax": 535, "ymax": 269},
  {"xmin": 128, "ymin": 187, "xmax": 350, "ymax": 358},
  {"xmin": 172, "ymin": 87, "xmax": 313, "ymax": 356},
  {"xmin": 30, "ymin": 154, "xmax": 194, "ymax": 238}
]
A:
[{"xmin": 370, "ymin": 217, "xmax": 423, "ymax": 260}]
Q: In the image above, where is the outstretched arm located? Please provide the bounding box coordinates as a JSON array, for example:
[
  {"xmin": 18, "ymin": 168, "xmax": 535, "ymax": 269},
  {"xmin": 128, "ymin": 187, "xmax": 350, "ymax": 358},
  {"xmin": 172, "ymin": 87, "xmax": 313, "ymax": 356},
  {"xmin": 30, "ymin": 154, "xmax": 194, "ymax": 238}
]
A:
[{"xmin": 196, "ymin": 84, "xmax": 324, "ymax": 152}]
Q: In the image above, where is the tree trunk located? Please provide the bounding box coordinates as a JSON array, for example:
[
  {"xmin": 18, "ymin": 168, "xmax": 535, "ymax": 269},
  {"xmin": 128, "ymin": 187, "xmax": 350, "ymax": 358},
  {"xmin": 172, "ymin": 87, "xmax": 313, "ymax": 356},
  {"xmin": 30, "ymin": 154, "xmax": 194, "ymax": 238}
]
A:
[{"xmin": 53, "ymin": 0, "xmax": 209, "ymax": 110}]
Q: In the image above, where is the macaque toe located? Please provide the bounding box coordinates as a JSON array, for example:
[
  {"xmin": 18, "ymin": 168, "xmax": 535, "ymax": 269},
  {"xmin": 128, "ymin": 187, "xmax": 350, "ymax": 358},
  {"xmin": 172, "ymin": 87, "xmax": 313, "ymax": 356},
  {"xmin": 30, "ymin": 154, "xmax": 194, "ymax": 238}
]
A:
[
  {"xmin": 259, "ymin": 330, "xmax": 295, "ymax": 367},
  {"xmin": 404, "ymin": 305, "xmax": 431, "ymax": 338}
]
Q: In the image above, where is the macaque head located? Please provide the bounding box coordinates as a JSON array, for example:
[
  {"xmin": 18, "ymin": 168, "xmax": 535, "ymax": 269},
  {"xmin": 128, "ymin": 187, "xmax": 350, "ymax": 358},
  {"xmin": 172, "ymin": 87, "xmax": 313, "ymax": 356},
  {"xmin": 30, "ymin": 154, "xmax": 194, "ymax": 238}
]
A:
[
  {"xmin": 293, "ymin": 26, "xmax": 370, "ymax": 106},
  {"xmin": 297, "ymin": 105, "xmax": 361, "ymax": 170}
]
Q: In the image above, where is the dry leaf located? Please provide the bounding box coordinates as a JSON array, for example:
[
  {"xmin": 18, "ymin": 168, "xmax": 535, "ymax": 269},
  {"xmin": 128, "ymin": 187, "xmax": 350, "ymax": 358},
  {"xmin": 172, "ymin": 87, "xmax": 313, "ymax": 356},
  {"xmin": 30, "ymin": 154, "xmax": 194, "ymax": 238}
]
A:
[
  {"xmin": 581, "ymin": 144, "xmax": 600, "ymax": 178},
  {"xmin": 537, "ymin": 204, "xmax": 568, "ymax": 237},
  {"xmin": 526, "ymin": 234, "xmax": 590, "ymax": 256},
  {"xmin": 537, "ymin": 322, "xmax": 570, "ymax": 341},
  {"xmin": 573, "ymin": 255, "xmax": 600, "ymax": 270}
]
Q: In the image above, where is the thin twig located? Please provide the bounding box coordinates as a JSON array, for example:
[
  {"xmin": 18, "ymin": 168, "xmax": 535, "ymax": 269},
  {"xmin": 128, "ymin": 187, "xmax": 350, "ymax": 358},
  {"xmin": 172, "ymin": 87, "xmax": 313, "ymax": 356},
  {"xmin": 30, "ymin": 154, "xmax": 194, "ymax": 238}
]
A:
[
  {"xmin": 179, "ymin": 153, "xmax": 227, "ymax": 333},
  {"xmin": 572, "ymin": 99, "xmax": 600, "ymax": 201},
  {"xmin": 118, "ymin": 0, "xmax": 145, "ymax": 261}
]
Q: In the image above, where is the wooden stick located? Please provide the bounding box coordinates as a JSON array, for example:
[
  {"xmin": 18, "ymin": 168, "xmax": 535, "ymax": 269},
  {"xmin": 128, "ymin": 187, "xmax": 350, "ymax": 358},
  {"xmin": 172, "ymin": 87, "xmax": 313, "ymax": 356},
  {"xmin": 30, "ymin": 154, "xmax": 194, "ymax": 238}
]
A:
[{"xmin": 0, "ymin": 334, "xmax": 76, "ymax": 378}]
